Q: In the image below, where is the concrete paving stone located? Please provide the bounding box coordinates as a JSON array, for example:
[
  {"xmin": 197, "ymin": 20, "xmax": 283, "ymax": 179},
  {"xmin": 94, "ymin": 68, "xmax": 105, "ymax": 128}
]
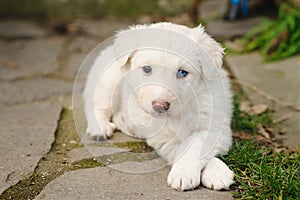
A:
[
  {"xmin": 63, "ymin": 52, "xmax": 87, "ymax": 80},
  {"xmin": 81, "ymin": 132, "xmax": 143, "ymax": 146},
  {"xmin": 200, "ymin": 0, "xmax": 228, "ymax": 20},
  {"xmin": 36, "ymin": 167, "xmax": 232, "ymax": 200},
  {"xmin": 0, "ymin": 101, "xmax": 62, "ymax": 194},
  {"xmin": 63, "ymin": 36, "xmax": 104, "ymax": 80},
  {"xmin": 0, "ymin": 37, "xmax": 65, "ymax": 81},
  {"xmin": 226, "ymin": 53, "xmax": 300, "ymax": 147},
  {"xmin": 273, "ymin": 109, "xmax": 300, "ymax": 148},
  {"xmin": 109, "ymin": 158, "xmax": 167, "ymax": 173},
  {"xmin": 226, "ymin": 53, "xmax": 300, "ymax": 107},
  {"xmin": 67, "ymin": 36, "xmax": 99, "ymax": 54},
  {"xmin": 67, "ymin": 146, "xmax": 129, "ymax": 163},
  {"xmin": 206, "ymin": 17, "xmax": 262, "ymax": 40},
  {"xmin": 0, "ymin": 77, "xmax": 73, "ymax": 106},
  {"xmin": 109, "ymin": 131, "xmax": 144, "ymax": 143},
  {"xmin": 0, "ymin": 20, "xmax": 46, "ymax": 39},
  {"xmin": 77, "ymin": 18, "xmax": 133, "ymax": 39},
  {"xmin": 55, "ymin": 95, "xmax": 73, "ymax": 109}
]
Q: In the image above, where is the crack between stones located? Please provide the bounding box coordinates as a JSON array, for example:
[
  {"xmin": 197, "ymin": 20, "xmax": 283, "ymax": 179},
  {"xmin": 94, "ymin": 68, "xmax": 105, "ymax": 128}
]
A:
[
  {"xmin": 0, "ymin": 108, "xmax": 157, "ymax": 199},
  {"xmin": 0, "ymin": 108, "xmax": 86, "ymax": 199}
]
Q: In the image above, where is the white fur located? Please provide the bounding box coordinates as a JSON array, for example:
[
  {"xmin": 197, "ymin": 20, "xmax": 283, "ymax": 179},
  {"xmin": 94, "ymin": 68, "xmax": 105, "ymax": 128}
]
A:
[{"xmin": 83, "ymin": 22, "xmax": 234, "ymax": 191}]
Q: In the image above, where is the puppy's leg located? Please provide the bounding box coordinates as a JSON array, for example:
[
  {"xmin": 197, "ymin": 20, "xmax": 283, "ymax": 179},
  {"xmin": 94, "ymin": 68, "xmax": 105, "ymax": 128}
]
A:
[
  {"xmin": 85, "ymin": 96, "xmax": 117, "ymax": 140},
  {"xmin": 84, "ymin": 46, "xmax": 121, "ymax": 140},
  {"xmin": 167, "ymin": 132, "xmax": 209, "ymax": 191},
  {"xmin": 84, "ymin": 83, "xmax": 117, "ymax": 140},
  {"xmin": 201, "ymin": 157, "xmax": 234, "ymax": 190},
  {"xmin": 91, "ymin": 106, "xmax": 116, "ymax": 140}
]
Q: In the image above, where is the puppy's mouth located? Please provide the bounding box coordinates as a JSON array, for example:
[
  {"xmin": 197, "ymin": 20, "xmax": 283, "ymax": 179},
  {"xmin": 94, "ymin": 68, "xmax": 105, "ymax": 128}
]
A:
[{"xmin": 150, "ymin": 109, "xmax": 168, "ymax": 118}]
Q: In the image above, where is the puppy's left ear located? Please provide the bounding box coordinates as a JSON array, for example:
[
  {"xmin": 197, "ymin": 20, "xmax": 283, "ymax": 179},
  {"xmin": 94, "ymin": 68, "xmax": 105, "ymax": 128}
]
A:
[{"xmin": 191, "ymin": 25, "xmax": 224, "ymax": 78}]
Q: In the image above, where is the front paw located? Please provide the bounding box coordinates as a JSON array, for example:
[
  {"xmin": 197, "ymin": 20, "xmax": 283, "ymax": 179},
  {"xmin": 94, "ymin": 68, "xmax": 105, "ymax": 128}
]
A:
[
  {"xmin": 88, "ymin": 122, "xmax": 116, "ymax": 140},
  {"xmin": 201, "ymin": 157, "xmax": 234, "ymax": 190},
  {"xmin": 167, "ymin": 164, "xmax": 201, "ymax": 191}
]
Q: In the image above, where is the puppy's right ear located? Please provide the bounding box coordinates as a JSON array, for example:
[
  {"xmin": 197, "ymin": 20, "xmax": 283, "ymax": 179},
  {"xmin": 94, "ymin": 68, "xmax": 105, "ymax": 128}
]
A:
[
  {"xmin": 113, "ymin": 30, "xmax": 137, "ymax": 71},
  {"xmin": 114, "ymin": 50, "xmax": 136, "ymax": 71}
]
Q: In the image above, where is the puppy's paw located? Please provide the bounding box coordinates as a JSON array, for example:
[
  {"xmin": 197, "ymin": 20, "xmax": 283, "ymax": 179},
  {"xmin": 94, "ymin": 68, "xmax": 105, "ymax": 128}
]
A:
[
  {"xmin": 201, "ymin": 157, "xmax": 234, "ymax": 190},
  {"xmin": 88, "ymin": 122, "xmax": 116, "ymax": 140},
  {"xmin": 167, "ymin": 164, "xmax": 201, "ymax": 191}
]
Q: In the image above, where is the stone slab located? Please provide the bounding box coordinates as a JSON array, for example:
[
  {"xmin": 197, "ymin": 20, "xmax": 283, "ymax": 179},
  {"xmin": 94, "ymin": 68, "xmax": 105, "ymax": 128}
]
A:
[
  {"xmin": 0, "ymin": 37, "xmax": 65, "ymax": 81},
  {"xmin": 273, "ymin": 109, "xmax": 300, "ymax": 148},
  {"xmin": 226, "ymin": 53, "xmax": 300, "ymax": 147},
  {"xmin": 77, "ymin": 18, "xmax": 132, "ymax": 39},
  {"xmin": 0, "ymin": 77, "xmax": 73, "ymax": 106},
  {"xmin": 109, "ymin": 158, "xmax": 167, "ymax": 173},
  {"xmin": 36, "ymin": 167, "xmax": 232, "ymax": 200},
  {"xmin": 67, "ymin": 36, "xmax": 98, "ymax": 54},
  {"xmin": 61, "ymin": 36, "xmax": 99, "ymax": 80},
  {"xmin": 62, "ymin": 52, "xmax": 86, "ymax": 80},
  {"xmin": 81, "ymin": 132, "xmax": 142, "ymax": 146},
  {"xmin": 206, "ymin": 17, "xmax": 262, "ymax": 40},
  {"xmin": 200, "ymin": 0, "xmax": 228, "ymax": 20},
  {"xmin": 67, "ymin": 146, "xmax": 128, "ymax": 163},
  {"xmin": 226, "ymin": 53, "xmax": 300, "ymax": 106},
  {"xmin": 0, "ymin": 101, "xmax": 62, "ymax": 194},
  {"xmin": 0, "ymin": 20, "xmax": 46, "ymax": 38}
]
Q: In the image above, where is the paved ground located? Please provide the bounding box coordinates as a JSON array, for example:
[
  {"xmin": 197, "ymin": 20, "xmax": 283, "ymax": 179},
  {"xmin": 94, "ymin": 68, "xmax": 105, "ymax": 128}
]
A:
[
  {"xmin": 0, "ymin": 0, "xmax": 299, "ymax": 199},
  {"xmin": 226, "ymin": 53, "xmax": 300, "ymax": 148}
]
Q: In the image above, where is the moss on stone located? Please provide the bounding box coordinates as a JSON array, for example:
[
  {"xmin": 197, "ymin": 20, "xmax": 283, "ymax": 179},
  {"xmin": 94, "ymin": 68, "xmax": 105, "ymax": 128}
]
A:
[
  {"xmin": 114, "ymin": 141, "xmax": 154, "ymax": 153},
  {"xmin": 0, "ymin": 108, "xmax": 103, "ymax": 199}
]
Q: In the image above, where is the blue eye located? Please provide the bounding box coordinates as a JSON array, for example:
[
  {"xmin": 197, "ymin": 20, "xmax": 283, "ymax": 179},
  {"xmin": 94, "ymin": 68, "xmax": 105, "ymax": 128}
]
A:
[
  {"xmin": 143, "ymin": 66, "xmax": 152, "ymax": 74},
  {"xmin": 177, "ymin": 69, "xmax": 189, "ymax": 78}
]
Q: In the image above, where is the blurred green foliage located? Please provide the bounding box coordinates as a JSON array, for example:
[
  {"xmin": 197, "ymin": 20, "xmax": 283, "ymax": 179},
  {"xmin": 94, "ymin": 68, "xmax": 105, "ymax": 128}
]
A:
[
  {"xmin": 0, "ymin": 0, "xmax": 193, "ymax": 20},
  {"xmin": 242, "ymin": 3, "xmax": 300, "ymax": 62}
]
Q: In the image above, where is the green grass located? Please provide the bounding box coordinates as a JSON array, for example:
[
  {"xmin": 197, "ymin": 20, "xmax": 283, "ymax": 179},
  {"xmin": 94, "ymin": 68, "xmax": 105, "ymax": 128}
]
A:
[
  {"xmin": 242, "ymin": 3, "xmax": 300, "ymax": 62},
  {"xmin": 226, "ymin": 91, "xmax": 300, "ymax": 199},
  {"xmin": 221, "ymin": 140, "xmax": 300, "ymax": 199},
  {"xmin": 231, "ymin": 91, "xmax": 273, "ymax": 134}
]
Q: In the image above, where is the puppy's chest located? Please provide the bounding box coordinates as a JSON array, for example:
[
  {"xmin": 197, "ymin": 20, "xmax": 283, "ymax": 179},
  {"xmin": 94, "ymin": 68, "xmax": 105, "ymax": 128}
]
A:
[{"xmin": 113, "ymin": 109, "xmax": 179, "ymax": 138}]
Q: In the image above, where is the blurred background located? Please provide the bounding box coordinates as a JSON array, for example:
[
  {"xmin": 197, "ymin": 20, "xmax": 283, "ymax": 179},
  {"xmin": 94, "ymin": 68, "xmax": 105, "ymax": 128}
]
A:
[
  {"xmin": 0, "ymin": 0, "xmax": 299, "ymax": 59},
  {"xmin": 0, "ymin": 0, "xmax": 289, "ymax": 21},
  {"xmin": 0, "ymin": 1, "xmax": 299, "ymax": 199}
]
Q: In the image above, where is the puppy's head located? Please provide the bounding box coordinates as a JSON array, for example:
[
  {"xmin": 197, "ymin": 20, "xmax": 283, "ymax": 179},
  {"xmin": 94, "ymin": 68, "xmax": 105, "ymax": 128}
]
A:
[{"xmin": 113, "ymin": 23, "xmax": 223, "ymax": 117}]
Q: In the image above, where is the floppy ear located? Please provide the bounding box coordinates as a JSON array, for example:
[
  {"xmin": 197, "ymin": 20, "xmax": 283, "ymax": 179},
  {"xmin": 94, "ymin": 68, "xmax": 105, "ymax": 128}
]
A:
[
  {"xmin": 113, "ymin": 37, "xmax": 136, "ymax": 71},
  {"xmin": 113, "ymin": 28, "xmax": 141, "ymax": 71},
  {"xmin": 191, "ymin": 25, "xmax": 224, "ymax": 78},
  {"xmin": 113, "ymin": 49, "xmax": 136, "ymax": 71}
]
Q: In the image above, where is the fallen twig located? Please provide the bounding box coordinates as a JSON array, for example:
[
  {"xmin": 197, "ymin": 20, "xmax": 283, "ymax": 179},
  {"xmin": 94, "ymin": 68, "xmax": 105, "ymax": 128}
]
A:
[{"xmin": 273, "ymin": 114, "xmax": 292, "ymax": 124}]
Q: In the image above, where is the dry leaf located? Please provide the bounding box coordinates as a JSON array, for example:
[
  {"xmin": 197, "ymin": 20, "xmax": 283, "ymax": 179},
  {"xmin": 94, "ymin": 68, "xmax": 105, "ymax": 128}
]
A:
[
  {"xmin": 232, "ymin": 131, "xmax": 254, "ymax": 140},
  {"xmin": 266, "ymin": 127, "xmax": 275, "ymax": 133},
  {"xmin": 239, "ymin": 101, "xmax": 252, "ymax": 113},
  {"xmin": 278, "ymin": 128, "xmax": 288, "ymax": 135},
  {"xmin": 274, "ymin": 114, "xmax": 292, "ymax": 123},
  {"xmin": 249, "ymin": 103, "xmax": 268, "ymax": 115},
  {"xmin": 257, "ymin": 124, "xmax": 271, "ymax": 139},
  {"xmin": 2, "ymin": 61, "xmax": 18, "ymax": 69}
]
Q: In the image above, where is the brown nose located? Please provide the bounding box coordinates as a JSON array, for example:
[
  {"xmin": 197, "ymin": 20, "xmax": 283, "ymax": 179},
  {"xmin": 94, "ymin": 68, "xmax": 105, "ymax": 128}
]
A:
[{"xmin": 152, "ymin": 100, "xmax": 170, "ymax": 113}]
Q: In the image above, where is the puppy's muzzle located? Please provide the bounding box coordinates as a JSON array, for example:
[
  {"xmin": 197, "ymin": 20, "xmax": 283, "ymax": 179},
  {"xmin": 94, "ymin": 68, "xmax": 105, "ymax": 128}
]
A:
[{"xmin": 152, "ymin": 100, "xmax": 170, "ymax": 113}]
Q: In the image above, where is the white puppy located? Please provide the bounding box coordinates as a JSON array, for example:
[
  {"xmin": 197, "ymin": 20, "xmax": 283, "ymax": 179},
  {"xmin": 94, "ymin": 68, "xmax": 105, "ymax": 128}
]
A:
[{"xmin": 83, "ymin": 22, "xmax": 234, "ymax": 191}]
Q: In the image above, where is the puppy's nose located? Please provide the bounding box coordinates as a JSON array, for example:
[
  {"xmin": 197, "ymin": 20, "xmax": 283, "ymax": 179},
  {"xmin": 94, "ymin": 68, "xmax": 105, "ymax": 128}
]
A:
[{"xmin": 152, "ymin": 100, "xmax": 170, "ymax": 113}]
